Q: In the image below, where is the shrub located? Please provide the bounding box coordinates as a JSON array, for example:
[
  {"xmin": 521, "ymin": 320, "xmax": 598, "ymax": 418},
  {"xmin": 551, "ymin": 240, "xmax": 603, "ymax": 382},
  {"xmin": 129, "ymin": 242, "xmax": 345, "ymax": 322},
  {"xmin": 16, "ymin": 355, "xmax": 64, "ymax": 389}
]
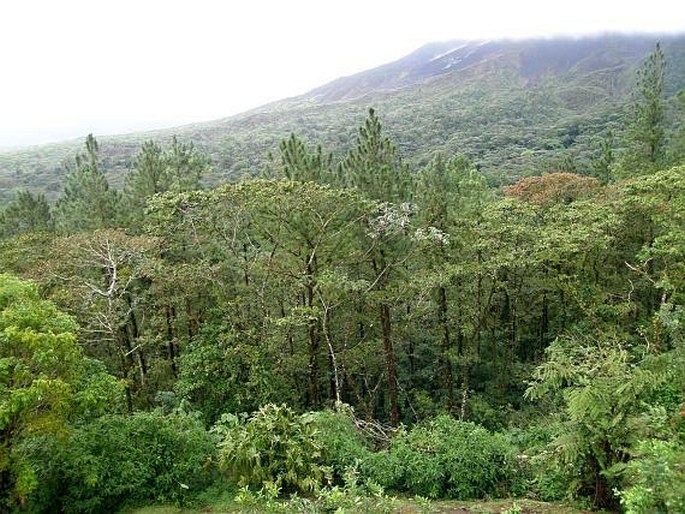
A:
[
  {"xmin": 307, "ymin": 406, "xmax": 372, "ymax": 480},
  {"xmin": 216, "ymin": 404, "xmax": 372, "ymax": 496},
  {"xmin": 363, "ymin": 415, "xmax": 518, "ymax": 499},
  {"xmin": 618, "ymin": 439, "xmax": 685, "ymax": 513},
  {"xmin": 504, "ymin": 420, "xmax": 570, "ymax": 501},
  {"xmin": 35, "ymin": 411, "xmax": 217, "ymax": 513},
  {"xmin": 217, "ymin": 404, "xmax": 330, "ymax": 494}
]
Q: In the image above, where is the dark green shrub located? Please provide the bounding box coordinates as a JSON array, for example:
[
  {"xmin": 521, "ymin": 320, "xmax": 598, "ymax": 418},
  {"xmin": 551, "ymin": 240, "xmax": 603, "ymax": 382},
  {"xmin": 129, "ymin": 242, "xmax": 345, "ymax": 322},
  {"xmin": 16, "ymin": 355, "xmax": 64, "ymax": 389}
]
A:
[
  {"xmin": 41, "ymin": 411, "xmax": 217, "ymax": 513},
  {"xmin": 504, "ymin": 420, "xmax": 570, "ymax": 501},
  {"xmin": 363, "ymin": 415, "xmax": 518, "ymax": 499}
]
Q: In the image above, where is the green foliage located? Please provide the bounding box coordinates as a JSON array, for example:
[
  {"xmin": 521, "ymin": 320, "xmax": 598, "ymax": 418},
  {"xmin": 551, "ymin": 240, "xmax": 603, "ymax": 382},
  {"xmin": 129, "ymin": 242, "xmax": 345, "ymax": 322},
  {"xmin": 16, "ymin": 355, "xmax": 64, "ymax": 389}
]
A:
[
  {"xmin": 54, "ymin": 134, "xmax": 121, "ymax": 232},
  {"xmin": 30, "ymin": 411, "xmax": 217, "ymax": 513},
  {"xmin": 306, "ymin": 407, "xmax": 372, "ymax": 480},
  {"xmin": 124, "ymin": 137, "xmax": 210, "ymax": 226},
  {"xmin": 276, "ymin": 133, "xmax": 334, "ymax": 183},
  {"xmin": 339, "ymin": 108, "xmax": 413, "ymax": 203},
  {"xmin": 215, "ymin": 405, "xmax": 371, "ymax": 499},
  {"xmin": 233, "ymin": 466, "xmax": 397, "ymax": 514},
  {"xmin": 364, "ymin": 416, "xmax": 518, "ymax": 499},
  {"xmin": 0, "ymin": 273, "xmax": 121, "ymax": 510},
  {"xmin": 0, "ymin": 232, "xmax": 56, "ymax": 277},
  {"xmin": 216, "ymin": 404, "xmax": 336, "ymax": 495},
  {"xmin": 504, "ymin": 421, "xmax": 571, "ymax": 502},
  {"xmin": 525, "ymin": 323, "xmax": 685, "ymax": 508},
  {"xmin": 621, "ymin": 43, "xmax": 668, "ymax": 173},
  {"xmin": 618, "ymin": 439, "xmax": 685, "ymax": 514},
  {"xmin": 0, "ymin": 190, "xmax": 53, "ymax": 238},
  {"xmin": 1, "ymin": 38, "xmax": 685, "ymax": 510},
  {"xmin": 176, "ymin": 323, "xmax": 291, "ymax": 423}
]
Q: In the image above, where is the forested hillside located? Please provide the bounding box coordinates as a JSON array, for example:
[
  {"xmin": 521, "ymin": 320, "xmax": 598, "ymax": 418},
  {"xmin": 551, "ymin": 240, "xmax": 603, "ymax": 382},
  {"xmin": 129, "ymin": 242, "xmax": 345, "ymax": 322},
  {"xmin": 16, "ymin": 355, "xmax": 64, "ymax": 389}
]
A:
[
  {"xmin": 1, "ymin": 33, "xmax": 685, "ymax": 203},
  {"xmin": 0, "ymin": 38, "xmax": 684, "ymax": 513}
]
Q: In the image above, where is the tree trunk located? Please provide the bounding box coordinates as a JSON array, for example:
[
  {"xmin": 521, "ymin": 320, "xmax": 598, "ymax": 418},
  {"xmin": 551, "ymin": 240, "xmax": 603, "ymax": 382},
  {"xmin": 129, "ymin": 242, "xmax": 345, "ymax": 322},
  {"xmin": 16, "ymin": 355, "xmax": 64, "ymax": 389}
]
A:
[
  {"xmin": 380, "ymin": 302, "xmax": 399, "ymax": 426},
  {"xmin": 306, "ymin": 260, "xmax": 320, "ymax": 408},
  {"xmin": 437, "ymin": 285, "xmax": 456, "ymax": 412},
  {"xmin": 165, "ymin": 305, "xmax": 178, "ymax": 378}
]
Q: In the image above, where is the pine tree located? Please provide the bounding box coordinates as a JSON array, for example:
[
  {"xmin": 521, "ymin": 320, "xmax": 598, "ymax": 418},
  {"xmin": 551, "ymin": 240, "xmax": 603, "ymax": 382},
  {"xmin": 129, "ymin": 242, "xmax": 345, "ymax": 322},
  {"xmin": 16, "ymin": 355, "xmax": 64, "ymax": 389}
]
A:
[
  {"xmin": 591, "ymin": 129, "xmax": 615, "ymax": 184},
  {"xmin": 278, "ymin": 133, "xmax": 333, "ymax": 183},
  {"xmin": 123, "ymin": 137, "xmax": 210, "ymax": 227},
  {"xmin": 339, "ymin": 108, "xmax": 412, "ymax": 203},
  {"xmin": 55, "ymin": 134, "xmax": 120, "ymax": 232},
  {"xmin": 0, "ymin": 190, "xmax": 53, "ymax": 237},
  {"xmin": 165, "ymin": 136, "xmax": 210, "ymax": 192},
  {"xmin": 622, "ymin": 43, "xmax": 667, "ymax": 174},
  {"xmin": 338, "ymin": 109, "xmax": 413, "ymax": 425}
]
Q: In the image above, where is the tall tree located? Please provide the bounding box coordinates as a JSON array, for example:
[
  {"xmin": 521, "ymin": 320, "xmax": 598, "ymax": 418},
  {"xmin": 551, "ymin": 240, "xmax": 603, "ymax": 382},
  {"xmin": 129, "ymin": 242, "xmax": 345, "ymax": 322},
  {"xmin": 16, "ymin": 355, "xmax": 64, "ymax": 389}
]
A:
[
  {"xmin": 622, "ymin": 43, "xmax": 667, "ymax": 174},
  {"xmin": 164, "ymin": 136, "xmax": 210, "ymax": 192},
  {"xmin": 0, "ymin": 190, "xmax": 53, "ymax": 238},
  {"xmin": 54, "ymin": 134, "xmax": 120, "ymax": 232},
  {"xmin": 278, "ymin": 133, "xmax": 334, "ymax": 184},
  {"xmin": 0, "ymin": 274, "xmax": 121, "ymax": 508},
  {"xmin": 41, "ymin": 230, "xmax": 156, "ymax": 410},
  {"xmin": 338, "ymin": 108, "xmax": 412, "ymax": 203},
  {"xmin": 123, "ymin": 137, "xmax": 210, "ymax": 227},
  {"xmin": 339, "ymin": 109, "xmax": 413, "ymax": 425},
  {"xmin": 414, "ymin": 155, "xmax": 489, "ymax": 415}
]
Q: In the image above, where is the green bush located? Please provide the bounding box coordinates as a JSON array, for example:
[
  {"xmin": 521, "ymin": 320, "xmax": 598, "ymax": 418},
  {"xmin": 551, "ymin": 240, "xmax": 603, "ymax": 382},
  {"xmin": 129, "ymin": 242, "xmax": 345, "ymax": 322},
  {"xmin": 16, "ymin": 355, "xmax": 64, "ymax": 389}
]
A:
[
  {"xmin": 217, "ymin": 404, "xmax": 329, "ymax": 494},
  {"xmin": 618, "ymin": 438, "xmax": 685, "ymax": 514},
  {"xmin": 363, "ymin": 415, "xmax": 518, "ymax": 499},
  {"xmin": 307, "ymin": 406, "xmax": 372, "ymax": 480},
  {"xmin": 216, "ymin": 404, "xmax": 372, "ymax": 496},
  {"xmin": 31, "ymin": 411, "xmax": 217, "ymax": 513},
  {"xmin": 504, "ymin": 421, "xmax": 570, "ymax": 501}
]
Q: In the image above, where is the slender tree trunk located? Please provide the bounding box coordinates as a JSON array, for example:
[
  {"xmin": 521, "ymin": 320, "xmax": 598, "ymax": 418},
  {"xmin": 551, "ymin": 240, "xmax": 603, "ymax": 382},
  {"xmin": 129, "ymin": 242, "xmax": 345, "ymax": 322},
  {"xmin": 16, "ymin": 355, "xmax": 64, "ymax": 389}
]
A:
[
  {"xmin": 185, "ymin": 299, "xmax": 198, "ymax": 339},
  {"xmin": 538, "ymin": 292, "xmax": 549, "ymax": 360},
  {"xmin": 243, "ymin": 242, "xmax": 250, "ymax": 286},
  {"xmin": 125, "ymin": 306, "xmax": 147, "ymax": 385},
  {"xmin": 117, "ymin": 339, "xmax": 134, "ymax": 413},
  {"xmin": 437, "ymin": 285, "xmax": 456, "ymax": 412},
  {"xmin": 323, "ymin": 307, "xmax": 341, "ymax": 404},
  {"xmin": 305, "ymin": 258, "xmax": 320, "ymax": 408},
  {"xmin": 460, "ymin": 372, "xmax": 470, "ymax": 421},
  {"xmin": 371, "ymin": 251, "xmax": 399, "ymax": 426},
  {"xmin": 165, "ymin": 305, "xmax": 178, "ymax": 378},
  {"xmin": 380, "ymin": 302, "xmax": 399, "ymax": 426},
  {"xmin": 306, "ymin": 285, "xmax": 320, "ymax": 407},
  {"xmin": 406, "ymin": 304, "xmax": 415, "ymax": 388}
]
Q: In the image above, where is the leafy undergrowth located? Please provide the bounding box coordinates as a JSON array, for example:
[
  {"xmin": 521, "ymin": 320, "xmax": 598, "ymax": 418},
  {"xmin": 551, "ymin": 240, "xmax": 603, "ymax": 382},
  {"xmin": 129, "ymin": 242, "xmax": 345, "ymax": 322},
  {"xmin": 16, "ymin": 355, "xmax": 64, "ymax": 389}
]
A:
[{"xmin": 124, "ymin": 498, "xmax": 604, "ymax": 514}]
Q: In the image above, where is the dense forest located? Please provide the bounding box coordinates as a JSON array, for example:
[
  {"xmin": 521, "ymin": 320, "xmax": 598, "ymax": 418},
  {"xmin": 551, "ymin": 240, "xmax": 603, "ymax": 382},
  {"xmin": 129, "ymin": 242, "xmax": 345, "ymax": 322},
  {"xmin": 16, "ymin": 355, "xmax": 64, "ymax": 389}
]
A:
[{"xmin": 1, "ymin": 42, "xmax": 684, "ymax": 513}]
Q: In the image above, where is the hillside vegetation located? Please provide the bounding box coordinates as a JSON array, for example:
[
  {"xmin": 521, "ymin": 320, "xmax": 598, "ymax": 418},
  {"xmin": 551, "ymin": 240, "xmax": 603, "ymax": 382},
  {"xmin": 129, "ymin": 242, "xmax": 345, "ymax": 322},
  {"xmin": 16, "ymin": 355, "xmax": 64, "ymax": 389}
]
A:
[
  {"xmin": 1, "ymin": 33, "xmax": 684, "ymax": 202},
  {"xmin": 0, "ymin": 36, "xmax": 684, "ymax": 513}
]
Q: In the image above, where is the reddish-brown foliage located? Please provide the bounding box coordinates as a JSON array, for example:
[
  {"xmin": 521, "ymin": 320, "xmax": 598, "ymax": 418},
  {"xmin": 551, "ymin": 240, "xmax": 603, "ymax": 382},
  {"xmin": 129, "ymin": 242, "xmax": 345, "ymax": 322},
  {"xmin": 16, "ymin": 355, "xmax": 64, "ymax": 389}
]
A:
[{"xmin": 504, "ymin": 172, "xmax": 601, "ymax": 207}]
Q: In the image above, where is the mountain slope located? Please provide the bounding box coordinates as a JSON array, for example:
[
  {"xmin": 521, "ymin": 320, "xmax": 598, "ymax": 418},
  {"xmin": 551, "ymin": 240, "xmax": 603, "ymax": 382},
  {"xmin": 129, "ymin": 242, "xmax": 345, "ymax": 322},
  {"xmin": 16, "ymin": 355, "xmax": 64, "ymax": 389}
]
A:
[{"xmin": 1, "ymin": 33, "xmax": 684, "ymax": 201}]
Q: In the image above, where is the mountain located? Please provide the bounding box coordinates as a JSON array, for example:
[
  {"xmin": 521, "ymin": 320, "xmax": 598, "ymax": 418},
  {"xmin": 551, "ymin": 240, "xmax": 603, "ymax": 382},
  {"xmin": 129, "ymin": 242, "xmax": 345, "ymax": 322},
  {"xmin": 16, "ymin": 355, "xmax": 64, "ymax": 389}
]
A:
[{"xmin": 1, "ymin": 33, "xmax": 684, "ymax": 202}]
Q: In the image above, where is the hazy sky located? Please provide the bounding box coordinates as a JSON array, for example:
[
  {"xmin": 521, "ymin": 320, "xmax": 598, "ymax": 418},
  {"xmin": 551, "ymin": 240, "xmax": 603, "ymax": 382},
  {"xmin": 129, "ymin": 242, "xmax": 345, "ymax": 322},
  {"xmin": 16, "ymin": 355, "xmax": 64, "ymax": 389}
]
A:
[{"xmin": 1, "ymin": 0, "xmax": 683, "ymax": 148}]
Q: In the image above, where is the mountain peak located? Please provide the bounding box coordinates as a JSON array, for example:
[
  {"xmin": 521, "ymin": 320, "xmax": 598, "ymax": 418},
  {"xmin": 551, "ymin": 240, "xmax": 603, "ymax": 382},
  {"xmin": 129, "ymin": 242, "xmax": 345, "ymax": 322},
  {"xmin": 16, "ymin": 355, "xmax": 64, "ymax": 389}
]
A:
[{"xmin": 302, "ymin": 33, "xmax": 678, "ymax": 103}]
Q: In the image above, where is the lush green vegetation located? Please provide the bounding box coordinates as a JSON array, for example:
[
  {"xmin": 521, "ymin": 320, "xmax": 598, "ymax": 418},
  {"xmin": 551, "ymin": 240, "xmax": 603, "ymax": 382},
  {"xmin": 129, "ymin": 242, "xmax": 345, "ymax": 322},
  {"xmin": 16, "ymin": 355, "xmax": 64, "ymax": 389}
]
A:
[{"xmin": 0, "ymin": 41, "xmax": 684, "ymax": 513}]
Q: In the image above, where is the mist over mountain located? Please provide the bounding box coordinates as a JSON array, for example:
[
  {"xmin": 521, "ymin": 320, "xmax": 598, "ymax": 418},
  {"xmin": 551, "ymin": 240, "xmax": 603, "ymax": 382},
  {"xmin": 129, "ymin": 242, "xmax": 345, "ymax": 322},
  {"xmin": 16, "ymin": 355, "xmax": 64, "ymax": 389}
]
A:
[{"xmin": 1, "ymin": 33, "xmax": 684, "ymax": 201}]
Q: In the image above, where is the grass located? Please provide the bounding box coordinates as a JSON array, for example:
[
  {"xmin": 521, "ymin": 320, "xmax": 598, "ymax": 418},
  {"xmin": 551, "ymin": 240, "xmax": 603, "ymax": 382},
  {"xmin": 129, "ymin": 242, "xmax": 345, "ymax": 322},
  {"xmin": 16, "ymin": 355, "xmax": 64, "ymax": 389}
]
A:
[{"xmin": 124, "ymin": 498, "xmax": 604, "ymax": 514}]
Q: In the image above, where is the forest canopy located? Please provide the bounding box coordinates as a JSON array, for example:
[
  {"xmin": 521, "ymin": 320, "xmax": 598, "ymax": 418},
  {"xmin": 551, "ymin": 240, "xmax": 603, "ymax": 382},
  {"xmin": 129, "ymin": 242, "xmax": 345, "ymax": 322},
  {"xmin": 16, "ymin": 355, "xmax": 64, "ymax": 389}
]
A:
[{"xmin": 0, "ymin": 43, "xmax": 684, "ymax": 513}]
